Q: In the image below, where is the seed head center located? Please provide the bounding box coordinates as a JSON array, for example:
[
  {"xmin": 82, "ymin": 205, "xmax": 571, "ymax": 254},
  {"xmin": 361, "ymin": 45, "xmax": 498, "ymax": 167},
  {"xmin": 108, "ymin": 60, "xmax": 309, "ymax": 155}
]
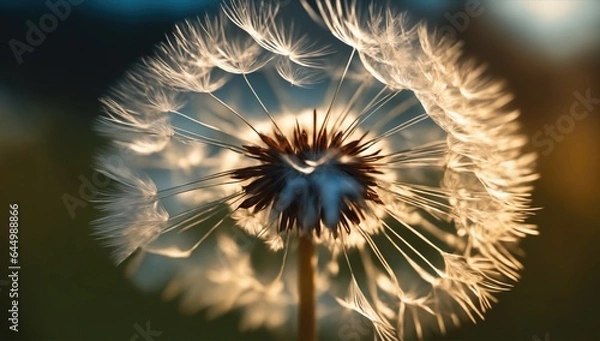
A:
[{"xmin": 232, "ymin": 110, "xmax": 383, "ymax": 237}]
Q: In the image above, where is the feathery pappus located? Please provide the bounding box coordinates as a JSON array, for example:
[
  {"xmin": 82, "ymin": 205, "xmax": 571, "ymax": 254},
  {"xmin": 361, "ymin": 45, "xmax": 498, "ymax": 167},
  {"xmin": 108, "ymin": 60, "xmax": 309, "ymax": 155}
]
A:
[{"xmin": 93, "ymin": 0, "xmax": 538, "ymax": 340}]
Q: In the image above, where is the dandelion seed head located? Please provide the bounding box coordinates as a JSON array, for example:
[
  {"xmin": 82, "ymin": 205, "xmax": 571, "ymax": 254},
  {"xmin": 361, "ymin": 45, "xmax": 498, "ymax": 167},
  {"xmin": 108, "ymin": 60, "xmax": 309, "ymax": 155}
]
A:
[{"xmin": 94, "ymin": 0, "xmax": 538, "ymax": 339}]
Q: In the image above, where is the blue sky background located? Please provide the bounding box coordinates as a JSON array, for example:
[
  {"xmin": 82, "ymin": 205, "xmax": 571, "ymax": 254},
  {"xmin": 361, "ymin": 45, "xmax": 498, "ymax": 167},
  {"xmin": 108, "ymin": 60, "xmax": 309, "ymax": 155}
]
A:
[{"xmin": 0, "ymin": 0, "xmax": 453, "ymax": 16}]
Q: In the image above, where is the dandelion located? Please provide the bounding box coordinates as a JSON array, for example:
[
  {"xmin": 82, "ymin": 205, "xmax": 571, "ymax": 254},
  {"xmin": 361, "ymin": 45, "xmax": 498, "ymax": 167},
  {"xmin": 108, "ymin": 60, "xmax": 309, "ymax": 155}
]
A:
[{"xmin": 94, "ymin": 0, "xmax": 538, "ymax": 340}]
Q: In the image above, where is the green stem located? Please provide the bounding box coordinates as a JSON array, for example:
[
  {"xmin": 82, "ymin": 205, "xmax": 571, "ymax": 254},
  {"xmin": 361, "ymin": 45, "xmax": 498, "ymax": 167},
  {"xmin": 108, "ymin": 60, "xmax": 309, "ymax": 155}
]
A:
[{"xmin": 298, "ymin": 234, "xmax": 316, "ymax": 341}]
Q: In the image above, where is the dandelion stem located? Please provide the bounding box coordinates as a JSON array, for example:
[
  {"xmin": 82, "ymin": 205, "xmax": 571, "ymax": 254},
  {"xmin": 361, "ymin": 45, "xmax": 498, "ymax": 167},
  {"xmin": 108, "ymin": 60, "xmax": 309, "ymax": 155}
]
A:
[{"xmin": 298, "ymin": 233, "xmax": 316, "ymax": 341}]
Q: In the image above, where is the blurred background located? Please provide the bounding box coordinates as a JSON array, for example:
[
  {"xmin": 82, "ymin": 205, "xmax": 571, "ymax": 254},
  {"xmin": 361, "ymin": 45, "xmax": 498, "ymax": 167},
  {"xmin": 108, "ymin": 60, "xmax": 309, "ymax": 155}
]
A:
[{"xmin": 0, "ymin": 0, "xmax": 599, "ymax": 340}]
